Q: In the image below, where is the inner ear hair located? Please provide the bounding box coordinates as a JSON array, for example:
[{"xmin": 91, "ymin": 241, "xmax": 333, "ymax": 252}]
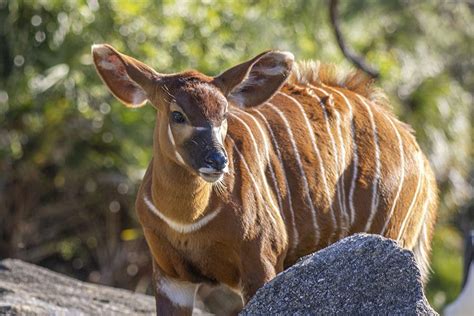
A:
[
  {"xmin": 214, "ymin": 50, "xmax": 294, "ymax": 108},
  {"xmin": 212, "ymin": 51, "xmax": 270, "ymax": 96},
  {"xmin": 92, "ymin": 44, "xmax": 161, "ymax": 108}
]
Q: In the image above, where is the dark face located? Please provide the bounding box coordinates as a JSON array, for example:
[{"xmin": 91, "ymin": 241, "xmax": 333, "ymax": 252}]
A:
[
  {"xmin": 160, "ymin": 75, "xmax": 229, "ymax": 183},
  {"xmin": 92, "ymin": 44, "xmax": 294, "ymax": 184}
]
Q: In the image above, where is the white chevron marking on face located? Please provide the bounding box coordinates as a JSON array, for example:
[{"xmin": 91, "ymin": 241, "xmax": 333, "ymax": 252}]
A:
[{"xmin": 167, "ymin": 123, "xmax": 186, "ymax": 165}]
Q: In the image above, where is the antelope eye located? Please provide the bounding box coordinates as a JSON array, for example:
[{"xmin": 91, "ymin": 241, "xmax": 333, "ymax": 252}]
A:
[{"xmin": 171, "ymin": 111, "xmax": 186, "ymax": 124}]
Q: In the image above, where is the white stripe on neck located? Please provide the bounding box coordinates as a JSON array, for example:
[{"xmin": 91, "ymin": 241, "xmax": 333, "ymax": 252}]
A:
[{"xmin": 144, "ymin": 196, "xmax": 221, "ymax": 234}]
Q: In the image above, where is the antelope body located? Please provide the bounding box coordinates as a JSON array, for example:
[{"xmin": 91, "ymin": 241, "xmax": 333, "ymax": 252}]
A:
[{"xmin": 92, "ymin": 44, "xmax": 438, "ymax": 315}]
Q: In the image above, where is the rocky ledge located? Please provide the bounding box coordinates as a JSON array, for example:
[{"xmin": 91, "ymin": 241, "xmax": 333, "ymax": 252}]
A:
[
  {"xmin": 0, "ymin": 259, "xmax": 154, "ymax": 315},
  {"xmin": 0, "ymin": 234, "xmax": 436, "ymax": 315}
]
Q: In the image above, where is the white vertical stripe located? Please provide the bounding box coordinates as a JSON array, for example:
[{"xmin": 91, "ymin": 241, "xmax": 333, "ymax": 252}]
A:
[
  {"xmin": 227, "ymin": 136, "xmax": 278, "ymax": 229},
  {"xmin": 233, "ymin": 108, "xmax": 269, "ymax": 159},
  {"xmin": 318, "ymin": 85, "xmax": 359, "ymax": 227},
  {"xmin": 167, "ymin": 123, "xmax": 186, "ymax": 165},
  {"xmin": 253, "ymin": 108, "xmax": 299, "ymax": 250},
  {"xmin": 419, "ymin": 185, "xmax": 434, "ymax": 242},
  {"xmin": 380, "ymin": 115, "xmax": 405, "ymax": 235},
  {"xmin": 418, "ymin": 224, "xmax": 430, "ymax": 280},
  {"xmin": 355, "ymin": 95, "xmax": 381, "ymax": 232},
  {"xmin": 278, "ymin": 92, "xmax": 334, "ymax": 242},
  {"xmin": 334, "ymin": 111, "xmax": 348, "ymax": 230},
  {"xmin": 228, "ymin": 113, "xmax": 281, "ymax": 227},
  {"xmin": 265, "ymin": 102, "xmax": 320, "ymax": 245},
  {"xmin": 233, "ymin": 108, "xmax": 285, "ymax": 219},
  {"xmin": 397, "ymin": 150, "xmax": 424, "ymax": 242},
  {"xmin": 308, "ymin": 86, "xmax": 349, "ymax": 236},
  {"xmin": 411, "ymin": 189, "xmax": 431, "ymax": 248}
]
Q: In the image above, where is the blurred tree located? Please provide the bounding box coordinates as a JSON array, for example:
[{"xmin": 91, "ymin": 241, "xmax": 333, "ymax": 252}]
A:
[{"xmin": 0, "ymin": 0, "xmax": 472, "ymax": 311}]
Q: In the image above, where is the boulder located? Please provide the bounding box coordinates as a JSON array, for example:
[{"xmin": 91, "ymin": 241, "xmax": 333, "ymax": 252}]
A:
[
  {"xmin": 241, "ymin": 234, "xmax": 437, "ymax": 315},
  {"xmin": 0, "ymin": 259, "xmax": 155, "ymax": 315}
]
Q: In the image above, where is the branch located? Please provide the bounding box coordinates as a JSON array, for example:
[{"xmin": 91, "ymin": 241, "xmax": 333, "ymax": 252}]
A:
[{"xmin": 329, "ymin": 0, "xmax": 380, "ymax": 79}]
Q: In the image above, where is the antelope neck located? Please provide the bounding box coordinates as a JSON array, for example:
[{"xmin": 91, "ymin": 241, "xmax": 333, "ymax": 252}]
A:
[{"xmin": 150, "ymin": 149, "xmax": 214, "ymax": 225}]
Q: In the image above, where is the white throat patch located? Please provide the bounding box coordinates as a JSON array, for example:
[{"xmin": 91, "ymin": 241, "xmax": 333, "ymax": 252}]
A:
[{"xmin": 144, "ymin": 196, "xmax": 221, "ymax": 234}]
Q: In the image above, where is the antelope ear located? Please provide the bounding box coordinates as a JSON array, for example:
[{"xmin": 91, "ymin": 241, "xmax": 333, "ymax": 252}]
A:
[
  {"xmin": 91, "ymin": 44, "xmax": 159, "ymax": 108},
  {"xmin": 213, "ymin": 51, "xmax": 294, "ymax": 107}
]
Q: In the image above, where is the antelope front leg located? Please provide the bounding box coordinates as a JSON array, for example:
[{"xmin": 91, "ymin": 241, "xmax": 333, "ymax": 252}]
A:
[
  {"xmin": 152, "ymin": 262, "xmax": 196, "ymax": 316},
  {"xmin": 152, "ymin": 264, "xmax": 243, "ymax": 315}
]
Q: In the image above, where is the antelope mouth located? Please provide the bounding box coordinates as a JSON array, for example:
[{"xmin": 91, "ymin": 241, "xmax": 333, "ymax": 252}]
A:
[{"xmin": 198, "ymin": 167, "xmax": 227, "ymax": 183}]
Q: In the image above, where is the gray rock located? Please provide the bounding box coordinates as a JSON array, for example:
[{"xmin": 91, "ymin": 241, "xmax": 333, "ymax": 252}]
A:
[
  {"xmin": 241, "ymin": 234, "xmax": 437, "ymax": 315},
  {"xmin": 0, "ymin": 234, "xmax": 437, "ymax": 315},
  {"xmin": 0, "ymin": 259, "xmax": 155, "ymax": 315}
]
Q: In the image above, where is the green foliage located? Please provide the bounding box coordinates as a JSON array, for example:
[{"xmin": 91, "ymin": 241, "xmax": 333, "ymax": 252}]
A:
[
  {"xmin": 428, "ymin": 225, "xmax": 464, "ymax": 311},
  {"xmin": 0, "ymin": 0, "xmax": 472, "ymax": 310}
]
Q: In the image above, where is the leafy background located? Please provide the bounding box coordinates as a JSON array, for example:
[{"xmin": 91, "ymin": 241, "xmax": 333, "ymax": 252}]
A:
[{"xmin": 0, "ymin": 0, "xmax": 472, "ymax": 312}]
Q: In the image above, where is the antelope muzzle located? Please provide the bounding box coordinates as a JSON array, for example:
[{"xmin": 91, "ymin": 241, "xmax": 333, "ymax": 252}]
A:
[{"xmin": 199, "ymin": 148, "xmax": 228, "ymax": 182}]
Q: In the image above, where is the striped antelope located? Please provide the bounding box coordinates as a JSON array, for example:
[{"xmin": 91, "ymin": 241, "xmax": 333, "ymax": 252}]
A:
[{"xmin": 92, "ymin": 44, "xmax": 438, "ymax": 315}]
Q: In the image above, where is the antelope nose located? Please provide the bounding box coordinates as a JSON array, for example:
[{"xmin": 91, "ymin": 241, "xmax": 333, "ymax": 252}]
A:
[{"xmin": 205, "ymin": 151, "xmax": 228, "ymax": 171}]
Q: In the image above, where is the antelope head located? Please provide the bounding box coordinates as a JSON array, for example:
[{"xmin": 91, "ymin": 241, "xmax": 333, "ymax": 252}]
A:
[{"xmin": 91, "ymin": 44, "xmax": 293, "ymax": 183}]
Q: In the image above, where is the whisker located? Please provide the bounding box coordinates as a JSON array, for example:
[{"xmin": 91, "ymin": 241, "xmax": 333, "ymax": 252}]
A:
[{"xmin": 212, "ymin": 177, "xmax": 227, "ymax": 199}]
